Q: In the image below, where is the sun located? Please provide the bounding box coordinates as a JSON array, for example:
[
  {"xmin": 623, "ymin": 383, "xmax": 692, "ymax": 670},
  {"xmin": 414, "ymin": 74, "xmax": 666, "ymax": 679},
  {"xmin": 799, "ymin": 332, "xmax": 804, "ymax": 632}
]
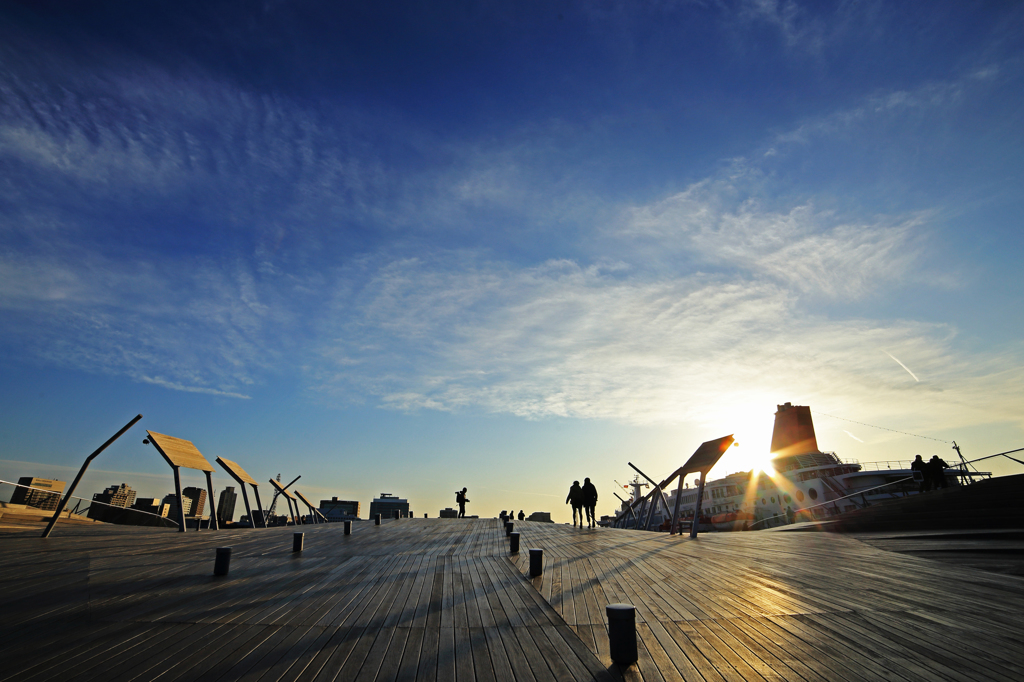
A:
[{"xmin": 706, "ymin": 403, "xmax": 776, "ymax": 477}]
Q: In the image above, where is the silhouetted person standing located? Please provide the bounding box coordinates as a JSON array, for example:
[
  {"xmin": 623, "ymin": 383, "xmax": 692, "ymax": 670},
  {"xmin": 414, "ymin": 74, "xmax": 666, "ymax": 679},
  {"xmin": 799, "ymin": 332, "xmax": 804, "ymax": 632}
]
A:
[
  {"xmin": 582, "ymin": 478, "xmax": 598, "ymax": 528},
  {"xmin": 517, "ymin": 510, "xmax": 525, "ymax": 520},
  {"xmin": 566, "ymin": 481, "xmax": 584, "ymax": 526},
  {"xmin": 456, "ymin": 487, "xmax": 469, "ymax": 517},
  {"xmin": 911, "ymin": 454, "xmax": 928, "ymax": 492},
  {"xmin": 927, "ymin": 456, "xmax": 950, "ymax": 490}
]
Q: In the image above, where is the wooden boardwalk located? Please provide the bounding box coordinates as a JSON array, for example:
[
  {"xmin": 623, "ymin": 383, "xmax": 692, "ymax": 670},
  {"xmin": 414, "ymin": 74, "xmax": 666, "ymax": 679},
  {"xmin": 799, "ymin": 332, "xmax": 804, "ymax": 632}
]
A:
[{"xmin": 1, "ymin": 518, "xmax": 1022, "ymax": 681}]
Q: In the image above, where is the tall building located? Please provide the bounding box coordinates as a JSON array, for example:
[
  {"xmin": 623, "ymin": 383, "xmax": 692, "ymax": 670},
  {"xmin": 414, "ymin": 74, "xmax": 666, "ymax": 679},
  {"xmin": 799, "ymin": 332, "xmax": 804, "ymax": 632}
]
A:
[
  {"xmin": 9, "ymin": 477, "xmax": 65, "ymax": 512},
  {"xmin": 162, "ymin": 493, "xmax": 192, "ymax": 519},
  {"xmin": 217, "ymin": 487, "xmax": 237, "ymax": 524},
  {"xmin": 88, "ymin": 484, "xmax": 137, "ymax": 522},
  {"xmin": 369, "ymin": 493, "xmax": 409, "ymax": 519},
  {"xmin": 182, "ymin": 487, "xmax": 207, "ymax": 518},
  {"xmin": 319, "ymin": 497, "xmax": 360, "ymax": 520}
]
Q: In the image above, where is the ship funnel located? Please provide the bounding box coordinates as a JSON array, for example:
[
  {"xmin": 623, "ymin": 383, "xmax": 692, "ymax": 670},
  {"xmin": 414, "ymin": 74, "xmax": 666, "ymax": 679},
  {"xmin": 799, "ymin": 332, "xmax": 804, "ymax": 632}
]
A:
[{"xmin": 770, "ymin": 402, "xmax": 818, "ymax": 458}]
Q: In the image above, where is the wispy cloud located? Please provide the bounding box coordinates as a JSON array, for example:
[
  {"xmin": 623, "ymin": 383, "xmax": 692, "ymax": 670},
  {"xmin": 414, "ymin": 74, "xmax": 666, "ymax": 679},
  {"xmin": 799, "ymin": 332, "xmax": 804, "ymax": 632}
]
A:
[
  {"xmin": 883, "ymin": 351, "xmax": 920, "ymax": 382},
  {"xmin": 843, "ymin": 430, "xmax": 864, "ymax": 443}
]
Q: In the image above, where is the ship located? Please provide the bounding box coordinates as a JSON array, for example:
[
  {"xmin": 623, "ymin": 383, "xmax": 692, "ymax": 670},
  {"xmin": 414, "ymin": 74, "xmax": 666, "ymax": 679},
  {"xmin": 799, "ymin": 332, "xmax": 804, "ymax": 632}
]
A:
[{"xmin": 611, "ymin": 402, "xmax": 991, "ymax": 531}]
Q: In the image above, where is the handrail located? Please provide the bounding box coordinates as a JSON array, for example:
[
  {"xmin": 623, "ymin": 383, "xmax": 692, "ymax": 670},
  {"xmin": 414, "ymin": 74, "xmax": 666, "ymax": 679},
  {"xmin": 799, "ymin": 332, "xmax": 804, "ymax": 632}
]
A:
[
  {"xmin": 1, "ymin": 479, "xmax": 179, "ymax": 527},
  {"xmin": 748, "ymin": 475, "xmax": 914, "ymax": 529}
]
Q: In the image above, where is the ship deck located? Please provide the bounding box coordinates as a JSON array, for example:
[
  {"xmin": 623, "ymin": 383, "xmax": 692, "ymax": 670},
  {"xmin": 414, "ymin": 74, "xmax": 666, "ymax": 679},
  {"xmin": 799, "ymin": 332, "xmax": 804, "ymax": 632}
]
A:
[{"xmin": 1, "ymin": 518, "xmax": 1022, "ymax": 681}]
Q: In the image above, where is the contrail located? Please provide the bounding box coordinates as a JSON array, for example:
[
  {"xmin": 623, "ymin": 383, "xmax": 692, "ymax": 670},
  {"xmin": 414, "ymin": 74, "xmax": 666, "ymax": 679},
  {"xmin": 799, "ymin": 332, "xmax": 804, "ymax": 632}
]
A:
[
  {"xmin": 883, "ymin": 351, "xmax": 920, "ymax": 382},
  {"xmin": 843, "ymin": 430, "xmax": 864, "ymax": 443}
]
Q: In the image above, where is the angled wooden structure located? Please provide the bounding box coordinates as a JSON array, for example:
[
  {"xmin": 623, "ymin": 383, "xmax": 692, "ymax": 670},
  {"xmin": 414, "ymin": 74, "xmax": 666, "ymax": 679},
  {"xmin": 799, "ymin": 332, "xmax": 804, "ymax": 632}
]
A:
[
  {"xmin": 215, "ymin": 456, "xmax": 268, "ymax": 528},
  {"xmin": 613, "ymin": 434, "xmax": 735, "ymax": 537},
  {"xmin": 144, "ymin": 431, "xmax": 219, "ymax": 533},
  {"xmin": 294, "ymin": 489, "xmax": 328, "ymax": 524},
  {"xmin": 269, "ymin": 477, "xmax": 300, "ymax": 525}
]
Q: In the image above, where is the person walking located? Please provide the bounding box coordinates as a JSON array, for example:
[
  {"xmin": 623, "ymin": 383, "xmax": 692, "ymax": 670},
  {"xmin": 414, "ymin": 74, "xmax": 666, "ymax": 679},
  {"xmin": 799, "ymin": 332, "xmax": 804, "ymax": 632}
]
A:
[
  {"xmin": 456, "ymin": 487, "xmax": 469, "ymax": 518},
  {"xmin": 566, "ymin": 480, "xmax": 584, "ymax": 527},
  {"xmin": 582, "ymin": 477, "xmax": 598, "ymax": 528}
]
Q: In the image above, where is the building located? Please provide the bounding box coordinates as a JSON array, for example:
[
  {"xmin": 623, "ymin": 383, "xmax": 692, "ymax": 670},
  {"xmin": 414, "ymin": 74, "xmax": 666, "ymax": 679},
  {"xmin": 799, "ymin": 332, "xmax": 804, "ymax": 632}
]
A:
[
  {"xmin": 217, "ymin": 487, "xmax": 238, "ymax": 524},
  {"xmin": 88, "ymin": 484, "xmax": 137, "ymax": 522},
  {"xmin": 526, "ymin": 511, "xmax": 552, "ymax": 523},
  {"xmin": 319, "ymin": 497, "xmax": 360, "ymax": 521},
  {"xmin": 182, "ymin": 487, "xmax": 207, "ymax": 518},
  {"xmin": 131, "ymin": 498, "xmax": 170, "ymax": 518},
  {"xmin": 369, "ymin": 493, "xmax": 409, "ymax": 519},
  {"xmin": 9, "ymin": 477, "xmax": 65, "ymax": 512},
  {"xmin": 439, "ymin": 507, "xmax": 458, "ymax": 518},
  {"xmin": 162, "ymin": 493, "xmax": 191, "ymax": 519}
]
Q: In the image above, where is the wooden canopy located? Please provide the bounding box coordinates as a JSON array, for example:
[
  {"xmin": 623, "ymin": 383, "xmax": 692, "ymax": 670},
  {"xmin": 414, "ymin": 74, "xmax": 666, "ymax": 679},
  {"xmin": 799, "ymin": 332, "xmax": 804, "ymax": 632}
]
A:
[
  {"xmin": 216, "ymin": 456, "xmax": 258, "ymax": 486},
  {"xmin": 146, "ymin": 431, "xmax": 215, "ymax": 472},
  {"xmin": 269, "ymin": 477, "xmax": 297, "ymax": 500}
]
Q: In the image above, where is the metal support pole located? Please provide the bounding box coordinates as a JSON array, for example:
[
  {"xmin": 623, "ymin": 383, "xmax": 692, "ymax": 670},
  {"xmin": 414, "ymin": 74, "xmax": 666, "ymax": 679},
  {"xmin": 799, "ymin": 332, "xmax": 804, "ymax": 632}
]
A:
[
  {"xmin": 205, "ymin": 471, "xmax": 219, "ymax": 530},
  {"xmin": 690, "ymin": 471, "xmax": 707, "ymax": 539},
  {"xmin": 172, "ymin": 466, "xmax": 187, "ymax": 532},
  {"xmin": 42, "ymin": 414, "xmax": 143, "ymax": 538},
  {"xmin": 252, "ymin": 486, "xmax": 268, "ymax": 528},
  {"xmin": 670, "ymin": 474, "xmax": 685, "ymax": 535},
  {"xmin": 238, "ymin": 484, "xmax": 255, "ymax": 528}
]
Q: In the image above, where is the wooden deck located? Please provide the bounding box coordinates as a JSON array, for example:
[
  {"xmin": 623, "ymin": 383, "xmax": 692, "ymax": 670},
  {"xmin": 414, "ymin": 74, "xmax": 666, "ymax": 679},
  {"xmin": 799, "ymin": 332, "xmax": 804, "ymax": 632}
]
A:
[{"xmin": 1, "ymin": 518, "xmax": 1022, "ymax": 681}]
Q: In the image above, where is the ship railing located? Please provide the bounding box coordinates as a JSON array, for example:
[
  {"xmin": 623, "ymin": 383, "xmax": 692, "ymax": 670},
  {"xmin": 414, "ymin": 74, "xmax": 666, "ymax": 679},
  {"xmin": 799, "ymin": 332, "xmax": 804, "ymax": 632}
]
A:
[
  {"xmin": 856, "ymin": 460, "xmax": 914, "ymax": 471},
  {"xmin": 748, "ymin": 475, "xmax": 915, "ymax": 530}
]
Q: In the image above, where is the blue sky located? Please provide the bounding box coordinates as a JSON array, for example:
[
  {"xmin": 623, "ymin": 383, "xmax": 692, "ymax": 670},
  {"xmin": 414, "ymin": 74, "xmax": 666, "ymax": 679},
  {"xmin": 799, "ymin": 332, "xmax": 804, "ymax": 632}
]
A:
[{"xmin": 2, "ymin": 1, "xmax": 1022, "ymax": 522}]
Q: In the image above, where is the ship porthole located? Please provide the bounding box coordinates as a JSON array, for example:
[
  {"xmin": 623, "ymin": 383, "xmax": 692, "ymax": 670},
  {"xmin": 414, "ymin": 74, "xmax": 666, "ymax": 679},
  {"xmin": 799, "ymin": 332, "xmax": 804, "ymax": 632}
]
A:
[
  {"xmin": 783, "ymin": 494, "xmax": 791, "ymax": 503},
  {"xmin": 796, "ymin": 490, "xmax": 804, "ymax": 502},
  {"xmin": 761, "ymin": 498, "xmax": 766, "ymax": 505},
  {"xmin": 771, "ymin": 497, "xmax": 775, "ymax": 504},
  {"xmin": 808, "ymin": 488, "xmax": 818, "ymax": 500}
]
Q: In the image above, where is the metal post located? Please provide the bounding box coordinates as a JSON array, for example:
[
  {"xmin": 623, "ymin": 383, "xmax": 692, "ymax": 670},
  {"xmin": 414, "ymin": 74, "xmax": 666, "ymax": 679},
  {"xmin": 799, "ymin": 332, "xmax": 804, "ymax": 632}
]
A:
[
  {"xmin": 238, "ymin": 484, "xmax": 255, "ymax": 528},
  {"xmin": 505, "ymin": 521, "xmax": 513, "ymax": 536},
  {"xmin": 670, "ymin": 474, "xmax": 685, "ymax": 535},
  {"xmin": 252, "ymin": 486, "xmax": 268, "ymax": 528},
  {"xmin": 643, "ymin": 490, "xmax": 659, "ymax": 530},
  {"xmin": 529, "ymin": 548, "xmax": 543, "ymax": 577},
  {"xmin": 293, "ymin": 532, "xmax": 304, "ymax": 552},
  {"xmin": 375, "ymin": 514, "xmax": 381, "ymax": 525},
  {"xmin": 394, "ymin": 510, "xmax": 400, "ymax": 520},
  {"xmin": 172, "ymin": 466, "xmax": 187, "ymax": 532},
  {"xmin": 42, "ymin": 414, "xmax": 143, "ymax": 538},
  {"xmin": 690, "ymin": 471, "xmax": 707, "ymax": 538},
  {"xmin": 344, "ymin": 520, "xmax": 352, "ymax": 535},
  {"xmin": 607, "ymin": 604, "xmax": 637, "ymax": 664},
  {"xmin": 510, "ymin": 532, "xmax": 520, "ymax": 553},
  {"xmin": 204, "ymin": 471, "xmax": 219, "ymax": 530},
  {"xmin": 214, "ymin": 547, "xmax": 232, "ymax": 576}
]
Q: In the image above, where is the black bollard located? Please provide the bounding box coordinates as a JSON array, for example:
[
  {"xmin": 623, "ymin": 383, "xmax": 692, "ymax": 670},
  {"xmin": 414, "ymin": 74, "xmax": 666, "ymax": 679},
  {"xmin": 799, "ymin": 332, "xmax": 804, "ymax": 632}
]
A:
[
  {"xmin": 529, "ymin": 548, "xmax": 543, "ymax": 577},
  {"xmin": 505, "ymin": 521, "xmax": 513, "ymax": 536},
  {"xmin": 375, "ymin": 514, "xmax": 382, "ymax": 525},
  {"xmin": 510, "ymin": 531, "xmax": 520, "ymax": 553},
  {"xmin": 606, "ymin": 604, "xmax": 638, "ymax": 665},
  {"xmin": 293, "ymin": 532, "xmax": 304, "ymax": 552},
  {"xmin": 214, "ymin": 547, "xmax": 232, "ymax": 576},
  {"xmin": 394, "ymin": 510, "xmax": 400, "ymax": 520},
  {"xmin": 344, "ymin": 520, "xmax": 352, "ymax": 535}
]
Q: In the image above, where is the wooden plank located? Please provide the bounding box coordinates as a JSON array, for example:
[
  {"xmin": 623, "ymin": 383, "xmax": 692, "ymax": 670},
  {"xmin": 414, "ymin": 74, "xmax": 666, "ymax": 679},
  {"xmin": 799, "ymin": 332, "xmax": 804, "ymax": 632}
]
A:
[{"xmin": 146, "ymin": 431, "xmax": 215, "ymax": 472}]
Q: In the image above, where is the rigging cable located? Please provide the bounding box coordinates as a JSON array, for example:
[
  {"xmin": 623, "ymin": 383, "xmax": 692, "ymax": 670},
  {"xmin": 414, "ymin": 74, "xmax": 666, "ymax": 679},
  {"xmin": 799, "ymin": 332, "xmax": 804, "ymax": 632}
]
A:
[{"xmin": 812, "ymin": 411, "xmax": 952, "ymax": 444}]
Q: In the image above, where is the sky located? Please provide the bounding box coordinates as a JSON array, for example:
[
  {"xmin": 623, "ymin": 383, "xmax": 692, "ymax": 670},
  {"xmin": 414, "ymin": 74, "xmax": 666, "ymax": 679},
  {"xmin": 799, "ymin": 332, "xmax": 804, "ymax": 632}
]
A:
[{"xmin": 1, "ymin": 1, "xmax": 1023, "ymax": 524}]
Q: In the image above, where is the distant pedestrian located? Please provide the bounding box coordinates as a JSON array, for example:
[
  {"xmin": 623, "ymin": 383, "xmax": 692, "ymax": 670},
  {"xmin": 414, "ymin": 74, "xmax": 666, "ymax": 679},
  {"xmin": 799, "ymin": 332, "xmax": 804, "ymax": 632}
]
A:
[
  {"xmin": 582, "ymin": 478, "xmax": 598, "ymax": 528},
  {"xmin": 786, "ymin": 506, "xmax": 795, "ymax": 524},
  {"xmin": 456, "ymin": 487, "xmax": 469, "ymax": 518},
  {"xmin": 517, "ymin": 510, "xmax": 525, "ymax": 521},
  {"xmin": 927, "ymin": 456, "xmax": 950, "ymax": 490},
  {"xmin": 911, "ymin": 455, "xmax": 928, "ymax": 492},
  {"xmin": 566, "ymin": 481, "xmax": 584, "ymax": 526}
]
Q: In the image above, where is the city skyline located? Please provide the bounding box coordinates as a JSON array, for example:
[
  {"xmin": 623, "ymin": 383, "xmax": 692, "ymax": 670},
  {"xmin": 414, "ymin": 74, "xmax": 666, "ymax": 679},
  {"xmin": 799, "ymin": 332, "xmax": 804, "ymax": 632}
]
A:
[{"xmin": 2, "ymin": 2, "xmax": 1023, "ymax": 523}]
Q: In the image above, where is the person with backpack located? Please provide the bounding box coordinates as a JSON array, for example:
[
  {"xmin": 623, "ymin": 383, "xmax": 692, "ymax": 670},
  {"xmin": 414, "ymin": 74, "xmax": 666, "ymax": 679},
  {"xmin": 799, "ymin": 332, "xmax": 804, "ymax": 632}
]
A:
[
  {"xmin": 455, "ymin": 487, "xmax": 469, "ymax": 518},
  {"xmin": 582, "ymin": 477, "xmax": 598, "ymax": 528},
  {"xmin": 566, "ymin": 480, "xmax": 584, "ymax": 527}
]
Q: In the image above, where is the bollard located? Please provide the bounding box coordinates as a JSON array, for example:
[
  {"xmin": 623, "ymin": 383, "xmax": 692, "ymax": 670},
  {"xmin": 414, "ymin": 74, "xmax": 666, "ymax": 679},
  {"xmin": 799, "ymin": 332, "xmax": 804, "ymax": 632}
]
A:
[
  {"xmin": 375, "ymin": 514, "xmax": 381, "ymax": 525},
  {"xmin": 529, "ymin": 548, "xmax": 543, "ymax": 577},
  {"xmin": 293, "ymin": 532, "xmax": 304, "ymax": 552},
  {"xmin": 214, "ymin": 547, "xmax": 232, "ymax": 576},
  {"xmin": 510, "ymin": 531, "xmax": 520, "ymax": 553},
  {"xmin": 606, "ymin": 604, "xmax": 638, "ymax": 665},
  {"xmin": 505, "ymin": 521, "xmax": 513, "ymax": 536},
  {"xmin": 344, "ymin": 520, "xmax": 352, "ymax": 535},
  {"xmin": 394, "ymin": 510, "xmax": 400, "ymax": 520}
]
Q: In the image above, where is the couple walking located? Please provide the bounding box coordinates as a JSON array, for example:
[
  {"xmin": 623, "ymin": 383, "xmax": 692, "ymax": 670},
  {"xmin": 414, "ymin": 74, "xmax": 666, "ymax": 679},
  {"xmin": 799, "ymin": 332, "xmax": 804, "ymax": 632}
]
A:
[{"xmin": 566, "ymin": 478, "xmax": 598, "ymax": 528}]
